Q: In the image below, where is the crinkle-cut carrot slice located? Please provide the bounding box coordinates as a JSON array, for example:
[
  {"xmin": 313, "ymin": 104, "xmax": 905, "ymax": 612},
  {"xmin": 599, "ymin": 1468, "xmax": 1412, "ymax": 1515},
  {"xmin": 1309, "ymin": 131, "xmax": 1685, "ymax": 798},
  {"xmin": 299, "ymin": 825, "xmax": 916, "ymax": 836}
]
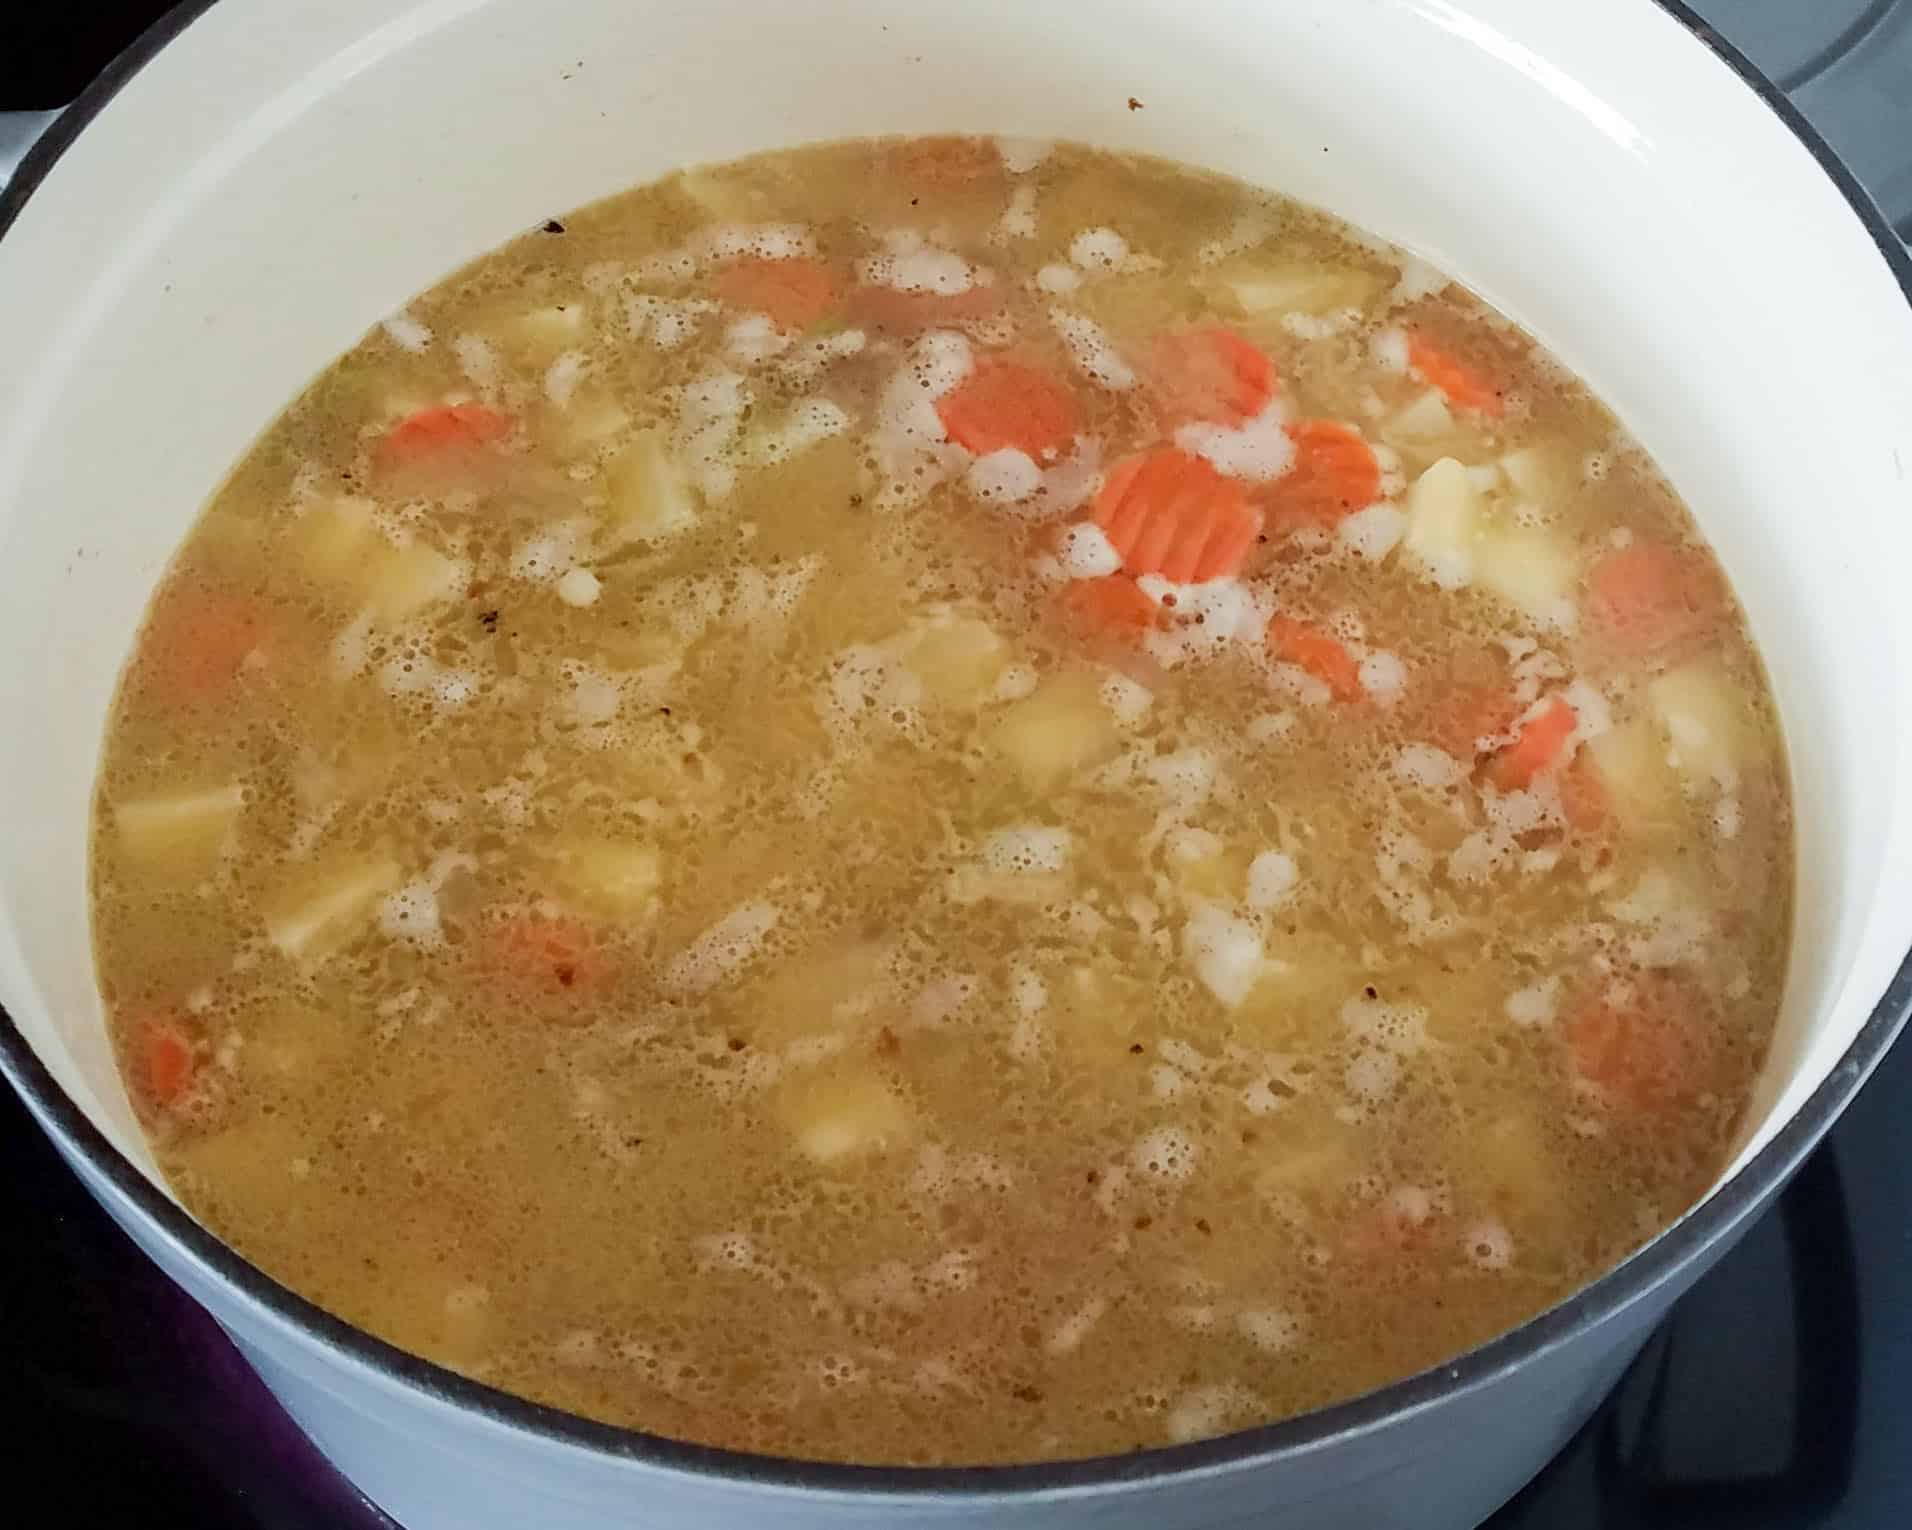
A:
[
  {"xmin": 1061, "ymin": 574, "xmax": 1162, "ymax": 636},
  {"xmin": 935, "ymin": 359, "xmax": 1080, "ymax": 459},
  {"xmin": 1586, "ymin": 541, "xmax": 1723, "ymax": 660},
  {"xmin": 139, "ymin": 588, "xmax": 271, "ymax": 705},
  {"xmin": 376, "ymin": 403, "xmax": 513, "ymax": 473},
  {"xmin": 1268, "ymin": 615, "xmax": 1364, "ymax": 703},
  {"xmin": 1089, "ymin": 448, "xmax": 1262, "ymax": 583},
  {"xmin": 484, "ymin": 912, "xmax": 610, "ymax": 1001},
  {"xmin": 1145, "ymin": 326, "xmax": 1278, "ymax": 427},
  {"xmin": 713, "ymin": 255, "xmax": 838, "ymax": 332},
  {"xmin": 1407, "ymin": 333, "xmax": 1505, "ymax": 417},
  {"xmin": 1264, "ymin": 419, "xmax": 1382, "ymax": 530},
  {"xmin": 139, "ymin": 1017, "xmax": 197, "ymax": 1107},
  {"xmin": 1487, "ymin": 696, "xmax": 1579, "ymax": 792},
  {"xmin": 1567, "ymin": 977, "xmax": 1716, "ymax": 1115}
]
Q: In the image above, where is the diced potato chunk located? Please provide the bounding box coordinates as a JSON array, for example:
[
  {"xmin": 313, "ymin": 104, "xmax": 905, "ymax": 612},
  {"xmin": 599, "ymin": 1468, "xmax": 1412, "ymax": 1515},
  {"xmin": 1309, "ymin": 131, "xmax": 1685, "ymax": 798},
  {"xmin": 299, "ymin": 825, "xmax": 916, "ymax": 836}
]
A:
[
  {"xmin": 1049, "ymin": 966, "xmax": 1147, "ymax": 1064},
  {"xmin": 1229, "ymin": 939, "xmax": 1361, "ymax": 1054},
  {"xmin": 1648, "ymin": 658, "xmax": 1749, "ymax": 789},
  {"xmin": 366, "ymin": 540, "xmax": 466, "ymax": 623},
  {"xmin": 1498, "ymin": 444, "xmax": 1572, "ymax": 505},
  {"xmin": 263, "ymin": 857, "xmax": 401, "ymax": 962},
  {"xmin": 1385, "ymin": 389, "xmax": 1457, "ymax": 443},
  {"xmin": 1466, "ymin": 1113, "xmax": 1559, "ymax": 1216},
  {"xmin": 1183, "ymin": 901, "xmax": 1268, "ymax": 1009},
  {"xmin": 1168, "ymin": 836, "xmax": 1245, "ymax": 902},
  {"xmin": 1402, "ymin": 457, "xmax": 1481, "ymax": 588},
  {"xmin": 902, "ymin": 613, "xmax": 1008, "ymax": 709},
  {"xmin": 1586, "ymin": 718, "xmax": 1682, "ymax": 827},
  {"xmin": 1216, "ymin": 261, "xmax": 1382, "ymax": 317},
  {"xmin": 542, "ymin": 837, "xmax": 662, "ymax": 920},
  {"xmin": 748, "ymin": 939, "xmax": 892, "ymax": 1046},
  {"xmin": 293, "ymin": 498, "xmax": 463, "ymax": 622},
  {"xmin": 292, "ymin": 496, "xmax": 380, "ymax": 582},
  {"xmin": 1473, "ymin": 524, "xmax": 1578, "ymax": 628},
  {"xmin": 990, "ymin": 672, "xmax": 1121, "ymax": 792},
  {"xmin": 554, "ymin": 388, "xmax": 634, "ymax": 455},
  {"xmin": 503, "ymin": 304, "xmax": 590, "ymax": 366},
  {"xmin": 113, "ymin": 784, "xmax": 244, "ymax": 872},
  {"xmin": 605, "ymin": 432, "xmax": 698, "ymax": 546},
  {"xmin": 777, "ymin": 1070, "xmax": 913, "ymax": 1163}
]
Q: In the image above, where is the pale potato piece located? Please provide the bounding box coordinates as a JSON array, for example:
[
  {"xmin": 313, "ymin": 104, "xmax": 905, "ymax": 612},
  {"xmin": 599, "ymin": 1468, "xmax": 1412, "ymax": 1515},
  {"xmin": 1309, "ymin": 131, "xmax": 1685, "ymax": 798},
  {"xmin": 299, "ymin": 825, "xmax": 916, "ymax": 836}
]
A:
[
  {"xmin": 605, "ymin": 432, "xmax": 698, "ymax": 546},
  {"xmin": 1472, "ymin": 524, "xmax": 1578, "ymax": 629},
  {"xmin": 292, "ymin": 496, "xmax": 380, "ymax": 582},
  {"xmin": 1465, "ymin": 1113, "xmax": 1559, "ymax": 1216},
  {"xmin": 292, "ymin": 499, "xmax": 463, "ymax": 622},
  {"xmin": 502, "ymin": 303, "xmax": 591, "ymax": 367},
  {"xmin": 1214, "ymin": 261, "xmax": 1382, "ymax": 317},
  {"xmin": 263, "ymin": 857, "xmax": 401, "ymax": 963},
  {"xmin": 113, "ymin": 784, "xmax": 244, "ymax": 873},
  {"xmin": 1385, "ymin": 388, "xmax": 1457, "ymax": 444},
  {"xmin": 365, "ymin": 540, "xmax": 466, "ymax": 623},
  {"xmin": 1048, "ymin": 965, "xmax": 1148, "ymax": 1064},
  {"xmin": 542, "ymin": 837, "xmax": 663, "ymax": 920},
  {"xmin": 990, "ymin": 672, "xmax": 1121, "ymax": 793},
  {"xmin": 749, "ymin": 939, "xmax": 893, "ymax": 1046},
  {"xmin": 1649, "ymin": 657, "xmax": 1750, "ymax": 790},
  {"xmin": 901, "ymin": 612, "xmax": 1009, "ymax": 709},
  {"xmin": 1498, "ymin": 443, "xmax": 1573, "ymax": 506},
  {"xmin": 552, "ymin": 387, "xmax": 634, "ymax": 454},
  {"xmin": 777, "ymin": 1070, "xmax": 913, "ymax": 1163},
  {"xmin": 1401, "ymin": 457, "xmax": 1481, "ymax": 588},
  {"xmin": 1169, "ymin": 842, "xmax": 1248, "ymax": 903},
  {"xmin": 1586, "ymin": 718, "xmax": 1683, "ymax": 828}
]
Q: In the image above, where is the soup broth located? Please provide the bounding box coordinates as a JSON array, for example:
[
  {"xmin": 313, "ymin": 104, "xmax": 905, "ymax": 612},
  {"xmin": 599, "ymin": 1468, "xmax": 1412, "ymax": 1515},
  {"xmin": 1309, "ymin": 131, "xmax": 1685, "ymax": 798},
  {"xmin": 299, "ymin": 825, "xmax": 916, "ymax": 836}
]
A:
[{"xmin": 91, "ymin": 137, "xmax": 1791, "ymax": 1465}]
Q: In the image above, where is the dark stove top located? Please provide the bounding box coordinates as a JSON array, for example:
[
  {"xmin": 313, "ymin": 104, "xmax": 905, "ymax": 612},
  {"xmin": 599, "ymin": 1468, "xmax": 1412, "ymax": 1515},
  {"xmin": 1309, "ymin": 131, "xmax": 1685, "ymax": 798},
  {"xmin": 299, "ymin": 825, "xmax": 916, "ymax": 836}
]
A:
[{"xmin": 4, "ymin": 3, "xmax": 1910, "ymax": 1526}]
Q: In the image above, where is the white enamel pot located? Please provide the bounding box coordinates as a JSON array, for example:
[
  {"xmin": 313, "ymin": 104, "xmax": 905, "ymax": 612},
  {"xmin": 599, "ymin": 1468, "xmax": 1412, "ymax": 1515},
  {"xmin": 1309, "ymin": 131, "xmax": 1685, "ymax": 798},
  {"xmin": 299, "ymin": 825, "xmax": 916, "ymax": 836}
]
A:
[{"xmin": 2, "ymin": 2, "xmax": 1910, "ymax": 1527}]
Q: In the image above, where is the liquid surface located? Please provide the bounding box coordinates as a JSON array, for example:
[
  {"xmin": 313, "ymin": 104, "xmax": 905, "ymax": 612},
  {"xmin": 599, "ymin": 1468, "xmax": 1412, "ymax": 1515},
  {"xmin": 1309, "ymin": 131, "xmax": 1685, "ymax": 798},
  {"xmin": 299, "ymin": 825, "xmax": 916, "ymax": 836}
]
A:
[{"xmin": 91, "ymin": 138, "xmax": 1792, "ymax": 1465}]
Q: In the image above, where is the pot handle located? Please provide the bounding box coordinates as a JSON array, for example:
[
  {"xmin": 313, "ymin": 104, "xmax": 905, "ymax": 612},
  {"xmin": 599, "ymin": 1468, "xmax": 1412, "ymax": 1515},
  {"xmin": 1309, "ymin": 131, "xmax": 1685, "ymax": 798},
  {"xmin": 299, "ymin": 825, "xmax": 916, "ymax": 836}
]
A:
[
  {"xmin": 1597, "ymin": 1142, "xmax": 1861, "ymax": 1523},
  {"xmin": 0, "ymin": 109, "xmax": 62, "ymax": 199}
]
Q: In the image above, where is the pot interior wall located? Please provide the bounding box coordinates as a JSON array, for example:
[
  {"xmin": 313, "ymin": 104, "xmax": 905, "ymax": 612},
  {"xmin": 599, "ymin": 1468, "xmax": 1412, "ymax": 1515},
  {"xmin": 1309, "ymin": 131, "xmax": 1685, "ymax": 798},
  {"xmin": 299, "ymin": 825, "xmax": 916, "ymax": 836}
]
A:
[{"xmin": 0, "ymin": 0, "xmax": 1907, "ymax": 1207}]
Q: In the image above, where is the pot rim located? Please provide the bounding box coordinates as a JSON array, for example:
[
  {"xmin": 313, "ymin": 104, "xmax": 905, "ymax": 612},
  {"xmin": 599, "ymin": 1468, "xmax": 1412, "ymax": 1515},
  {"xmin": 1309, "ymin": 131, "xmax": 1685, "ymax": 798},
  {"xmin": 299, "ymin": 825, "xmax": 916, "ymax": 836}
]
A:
[{"xmin": 1, "ymin": 0, "xmax": 1908, "ymax": 1501}]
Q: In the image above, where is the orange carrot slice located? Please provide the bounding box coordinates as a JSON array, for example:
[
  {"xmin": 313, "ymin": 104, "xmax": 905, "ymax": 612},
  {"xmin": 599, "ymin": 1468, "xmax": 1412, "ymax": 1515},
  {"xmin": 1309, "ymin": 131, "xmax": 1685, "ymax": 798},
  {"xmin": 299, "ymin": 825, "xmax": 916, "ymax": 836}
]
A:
[
  {"xmin": 377, "ymin": 403, "xmax": 513, "ymax": 473},
  {"xmin": 484, "ymin": 913, "xmax": 609, "ymax": 999},
  {"xmin": 1268, "ymin": 615, "xmax": 1364, "ymax": 703},
  {"xmin": 936, "ymin": 360, "xmax": 1080, "ymax": 459},
  {"xmin": 1407, "ymin": 334, "xmax": 1505, "ymax": 417},
  {"xmin": 1089, "ymin": 448, "xmax": 1262, "ymax": 583},
  {"xmin": 139, "ymin": 588, "xmax": 270, "ymax": 705},
  {"xmin": 1586, "ymin": 542, "xmax": 1722, "ymax": 660},
  {"xmin": 1567, "ymin": 978, "xmax": 1715, "ymax": 1115},
  {"xmin": 713, "ymin": 256, "xmax": 838, "ymax": 332},
  {"xmin": 1145, "ymin": 327, "xmax": 1278, "ymax": 427},
  {"xmin": 1062, "ymin": 574, "xmax": 1161, "ymax": 636},
  {"xmin": 1487, "ymin": 696, "xmax": 1579, "ymax": 791},
  {"xmin": 139, "ymin": 1017, "xmax": 197, "ymax": 1107},
  {"xmin": 1264, "ymin": 420, "xmax": 1382, "ymax": 530}
]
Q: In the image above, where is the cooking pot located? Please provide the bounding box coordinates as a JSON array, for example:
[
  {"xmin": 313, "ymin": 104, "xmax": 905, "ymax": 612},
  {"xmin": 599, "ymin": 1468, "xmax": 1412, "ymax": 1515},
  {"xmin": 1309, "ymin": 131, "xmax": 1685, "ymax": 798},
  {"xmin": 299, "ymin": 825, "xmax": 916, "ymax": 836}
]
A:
[{"xmin": 2, "ymin": 2, "xmax": 1909, "ymax": 1526}]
